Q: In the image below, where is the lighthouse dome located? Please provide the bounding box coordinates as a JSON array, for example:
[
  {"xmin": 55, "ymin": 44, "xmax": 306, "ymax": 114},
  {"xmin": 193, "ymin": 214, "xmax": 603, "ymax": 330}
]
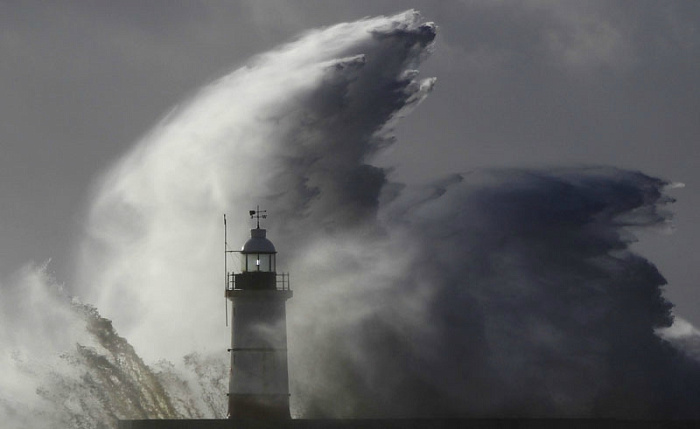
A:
[{"xmin": 242, "ymin": 228, "xmax": 276, "ymax": 253}]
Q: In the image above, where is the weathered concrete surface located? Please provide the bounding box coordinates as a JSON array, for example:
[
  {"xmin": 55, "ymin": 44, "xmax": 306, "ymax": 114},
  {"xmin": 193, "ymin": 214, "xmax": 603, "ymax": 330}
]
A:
[{"xmin": 118, "ymin": 419, "xmax": 700, "ymax": 429}]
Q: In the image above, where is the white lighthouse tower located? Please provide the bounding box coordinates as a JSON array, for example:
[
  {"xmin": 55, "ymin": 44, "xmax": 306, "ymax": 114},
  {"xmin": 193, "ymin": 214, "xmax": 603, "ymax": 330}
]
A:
[{"xmin": 225, "ymin": 208, "xmax": 292, "ymax": 419}]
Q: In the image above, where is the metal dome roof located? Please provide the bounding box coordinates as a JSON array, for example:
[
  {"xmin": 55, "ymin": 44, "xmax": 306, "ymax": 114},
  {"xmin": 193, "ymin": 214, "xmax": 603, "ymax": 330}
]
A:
[{"xmin": 242, "ymin": 228, "xmax": 276, "ymax": 253}]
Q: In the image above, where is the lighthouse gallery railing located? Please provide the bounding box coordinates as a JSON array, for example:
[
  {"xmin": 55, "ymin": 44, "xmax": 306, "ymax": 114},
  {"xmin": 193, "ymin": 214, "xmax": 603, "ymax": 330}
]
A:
[{"xmin": 226, "ymin": 272, "xmax": 290, "ymax": 291}]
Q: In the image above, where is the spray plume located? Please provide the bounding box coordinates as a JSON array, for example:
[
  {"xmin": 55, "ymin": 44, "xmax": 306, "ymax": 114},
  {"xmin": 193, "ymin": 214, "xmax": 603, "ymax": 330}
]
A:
[{"xmin": 1, "ymin": 10, "xmax": 700, "ymax": 428}]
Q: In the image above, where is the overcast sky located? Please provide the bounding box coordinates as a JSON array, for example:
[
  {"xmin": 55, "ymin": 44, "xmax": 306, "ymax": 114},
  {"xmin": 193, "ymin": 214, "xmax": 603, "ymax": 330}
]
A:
[{"xmin": 1, "ymin": 1, "xmax": 699, "ymax": 325}]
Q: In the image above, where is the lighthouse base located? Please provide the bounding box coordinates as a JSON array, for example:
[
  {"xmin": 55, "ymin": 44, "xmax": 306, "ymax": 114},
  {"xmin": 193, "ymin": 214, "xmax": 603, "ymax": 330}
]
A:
[{"xmin": 228, "ymin": 393, "xmax": 291, "ymax": 419}]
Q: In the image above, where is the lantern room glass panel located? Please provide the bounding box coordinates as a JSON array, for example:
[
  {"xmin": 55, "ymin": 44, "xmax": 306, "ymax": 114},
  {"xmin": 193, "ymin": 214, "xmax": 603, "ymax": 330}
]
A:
[
  {"xmin": 257, "ymin": 254, "xmax": 270, "ymax": 272},
  {"xmin": 244, "ymin": 254, "xmax": 253, "ymax": 272},
  {"xmin": 242, "ymin": 253, "xmax": 276, "ymax": 272}
]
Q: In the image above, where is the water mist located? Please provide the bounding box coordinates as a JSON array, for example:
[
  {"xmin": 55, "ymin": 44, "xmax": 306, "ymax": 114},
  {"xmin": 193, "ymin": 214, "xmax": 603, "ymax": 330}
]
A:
[{"xmin": 1, "ymin": 10, "xmax": 699, "ymax": 429}]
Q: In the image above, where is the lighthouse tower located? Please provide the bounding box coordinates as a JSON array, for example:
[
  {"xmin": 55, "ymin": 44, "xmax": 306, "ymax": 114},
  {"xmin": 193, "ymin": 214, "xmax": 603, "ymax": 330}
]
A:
[{"xmin": 225, "ymin": 208, "xmax": 292, "ymax": 419}]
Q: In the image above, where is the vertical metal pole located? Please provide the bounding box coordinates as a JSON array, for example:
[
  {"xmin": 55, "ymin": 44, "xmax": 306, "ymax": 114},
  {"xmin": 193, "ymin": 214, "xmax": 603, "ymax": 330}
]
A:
[{"xmin": 224, "ymin": 214, "xmax": 228, "ymax": 327}]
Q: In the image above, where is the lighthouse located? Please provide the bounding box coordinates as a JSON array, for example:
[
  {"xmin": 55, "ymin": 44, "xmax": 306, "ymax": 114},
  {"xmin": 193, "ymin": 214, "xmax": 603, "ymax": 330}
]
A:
[{"xmin": 225, "ymin": 208, "xmax": 292, "ymax": 419}]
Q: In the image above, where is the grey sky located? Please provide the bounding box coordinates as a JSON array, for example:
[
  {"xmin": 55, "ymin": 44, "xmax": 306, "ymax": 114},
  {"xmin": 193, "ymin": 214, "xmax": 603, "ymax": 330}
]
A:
[{"xmin": 1, "ymin": 1, "xmax": 699, "ymax": 324}]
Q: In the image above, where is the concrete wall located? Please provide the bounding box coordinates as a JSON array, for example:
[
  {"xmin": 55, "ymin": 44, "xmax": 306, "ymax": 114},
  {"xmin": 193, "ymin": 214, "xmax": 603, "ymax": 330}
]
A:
[
  {"xmin": 118, "ymin": 419, "xmax": 481, "ymax": 429},
  {"xmin": 118, "ymin": 418, "xmax": 694, "ymax": 429}
]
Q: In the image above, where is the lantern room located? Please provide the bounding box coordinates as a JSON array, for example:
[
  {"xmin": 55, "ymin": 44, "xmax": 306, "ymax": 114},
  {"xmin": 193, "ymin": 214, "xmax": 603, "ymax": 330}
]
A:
[
  {"xmin": 241, "ymin": 228, "xmax": 276, "ymax": 272},
  {"xmin": 231, "ymin": 226, "xmax": 279, "ymax": 291}
]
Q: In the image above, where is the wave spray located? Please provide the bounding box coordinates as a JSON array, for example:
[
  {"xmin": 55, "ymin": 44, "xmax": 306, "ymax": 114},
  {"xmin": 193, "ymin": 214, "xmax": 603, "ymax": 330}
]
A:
[{"xmin": 2, "ymin": 10, "xmax": 699, "ymax": 429}]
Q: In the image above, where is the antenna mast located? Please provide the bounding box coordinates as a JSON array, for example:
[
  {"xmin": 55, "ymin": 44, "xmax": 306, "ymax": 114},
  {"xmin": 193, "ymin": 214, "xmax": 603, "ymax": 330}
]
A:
[{"xmin": 224, "ymin": 214, "xmax": 228, "ymax": 326}]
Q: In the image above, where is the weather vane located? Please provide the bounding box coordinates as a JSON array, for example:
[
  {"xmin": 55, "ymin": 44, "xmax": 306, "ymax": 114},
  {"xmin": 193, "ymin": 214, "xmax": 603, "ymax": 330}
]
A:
[{"xmin": 249, "ymin": 205, "xmax": 267, "ymax": 229}]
